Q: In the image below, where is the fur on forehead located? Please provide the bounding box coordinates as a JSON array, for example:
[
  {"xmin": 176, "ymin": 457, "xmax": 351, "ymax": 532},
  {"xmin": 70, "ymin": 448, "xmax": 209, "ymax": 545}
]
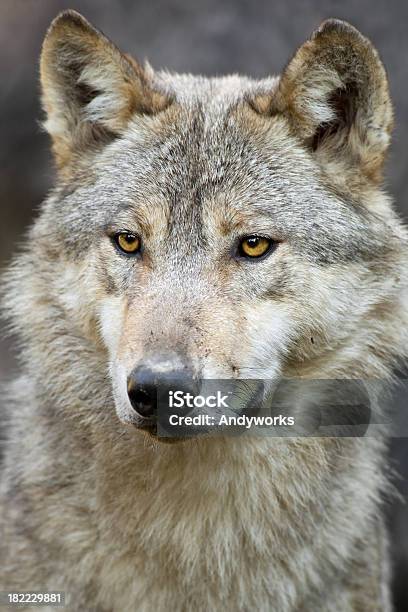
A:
[{"xmin": 40, "ymin": 11, "xmax": 392, "ymax": 195}]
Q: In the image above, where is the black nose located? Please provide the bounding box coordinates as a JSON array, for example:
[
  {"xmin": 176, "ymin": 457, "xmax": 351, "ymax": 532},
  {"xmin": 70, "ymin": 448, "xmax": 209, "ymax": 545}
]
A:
[{"xmin": 127, "ymin": 357, "xmax": 197, "ymax": 419}]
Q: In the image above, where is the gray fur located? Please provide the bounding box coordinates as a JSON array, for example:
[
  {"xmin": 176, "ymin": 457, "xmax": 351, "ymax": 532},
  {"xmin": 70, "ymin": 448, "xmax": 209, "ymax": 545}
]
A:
[{"xmin": 1, "ymin": 11, "xmax": 407, "ymax": 611}]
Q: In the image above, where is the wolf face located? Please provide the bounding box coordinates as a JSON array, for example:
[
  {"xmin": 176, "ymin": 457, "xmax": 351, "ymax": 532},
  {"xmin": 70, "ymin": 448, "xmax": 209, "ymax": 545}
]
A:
[
  {"xmin": 3, "ymin": 13, "xmax": 408, "ymax": 611},
  {"xmin": 8, "ymin": 11, "xmax": 407, "ymax": 437}
]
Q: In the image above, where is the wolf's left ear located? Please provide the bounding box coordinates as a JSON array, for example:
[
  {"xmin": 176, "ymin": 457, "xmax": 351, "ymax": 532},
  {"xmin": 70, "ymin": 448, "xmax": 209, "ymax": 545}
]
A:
[
  {"xmin": 40, "ymin": 10, "xmax": 170, "ymax": 172},
  {"xmin": 255, "ymin": 20, "xmax": 393, "ymax": 183}
]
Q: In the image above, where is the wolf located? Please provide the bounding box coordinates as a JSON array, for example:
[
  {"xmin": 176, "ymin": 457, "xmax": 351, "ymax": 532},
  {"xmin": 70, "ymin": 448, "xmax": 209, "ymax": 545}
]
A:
[{"xmin": 1, "ymin": 9, "xmax": 407, "ymax": 611}]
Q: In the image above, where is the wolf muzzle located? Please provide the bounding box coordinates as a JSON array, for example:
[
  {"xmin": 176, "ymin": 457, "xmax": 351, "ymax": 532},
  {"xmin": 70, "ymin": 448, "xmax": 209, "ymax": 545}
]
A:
[{"xmin": 127, "ymin": 353, "xmax": 198, "ymax": 421}]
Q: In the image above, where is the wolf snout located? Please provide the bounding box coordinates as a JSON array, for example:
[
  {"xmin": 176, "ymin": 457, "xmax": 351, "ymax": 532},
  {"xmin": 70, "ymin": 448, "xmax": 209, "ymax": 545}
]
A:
[{"xmin": 127, "ymin": 354, "xmax": 198, "ymax": 420}]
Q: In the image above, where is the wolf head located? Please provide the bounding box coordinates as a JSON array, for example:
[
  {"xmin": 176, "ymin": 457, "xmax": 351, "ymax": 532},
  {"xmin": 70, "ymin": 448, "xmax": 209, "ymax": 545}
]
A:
[{"xmin": 5, "ymin": 11, "xmax": 408, "ymax": 437}]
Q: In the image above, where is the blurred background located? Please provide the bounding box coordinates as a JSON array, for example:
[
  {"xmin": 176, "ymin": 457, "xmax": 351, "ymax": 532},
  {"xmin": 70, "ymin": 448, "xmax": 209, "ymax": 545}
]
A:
[{"xmin": 0, "ymin": 0, "xmax": 407, "ymax": 608}]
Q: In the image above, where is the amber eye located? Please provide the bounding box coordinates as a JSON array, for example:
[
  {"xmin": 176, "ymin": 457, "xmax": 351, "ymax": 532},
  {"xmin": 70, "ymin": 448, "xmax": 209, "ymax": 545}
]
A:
[
  {"xmin": 114, "ymin": 232, "xmax": 141, "ymax": 255},
  {"xmin": 238, "ymin": 236, "xmax": 272, "ymax": 259}
]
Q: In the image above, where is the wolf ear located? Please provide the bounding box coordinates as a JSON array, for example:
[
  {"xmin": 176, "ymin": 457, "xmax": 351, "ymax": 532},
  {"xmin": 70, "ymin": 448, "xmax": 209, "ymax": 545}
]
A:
[
  {"xmin": 40, "ymin": 10, "xmax": 170, "ymax": 172},
  {"xmin": 254, "ymin": 20, "xmax": 393, "ymax": 183}
]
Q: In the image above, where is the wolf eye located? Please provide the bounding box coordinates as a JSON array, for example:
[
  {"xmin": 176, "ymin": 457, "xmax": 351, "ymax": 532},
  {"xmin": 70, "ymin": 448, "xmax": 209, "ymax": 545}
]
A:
[
  {"xmin": 114, "ymin": 232, "xmax": 141, "ymax": 255},
  {"xmin": 238, "ymin": 236, "xmax": 272, "ymax": 259}
]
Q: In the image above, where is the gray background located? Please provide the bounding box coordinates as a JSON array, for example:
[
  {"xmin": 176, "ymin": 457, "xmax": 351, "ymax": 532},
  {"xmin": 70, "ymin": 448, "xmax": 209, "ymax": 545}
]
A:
[{"xmin": 0, "ymin": 0, "xmax": 407, "ymax": 608}]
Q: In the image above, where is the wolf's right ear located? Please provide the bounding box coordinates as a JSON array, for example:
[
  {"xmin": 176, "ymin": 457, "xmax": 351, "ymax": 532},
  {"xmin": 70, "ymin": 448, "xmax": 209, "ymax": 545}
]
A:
[{"xmin": 40, "ymin": 10, "xmax": 170, "ymax": 173}]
